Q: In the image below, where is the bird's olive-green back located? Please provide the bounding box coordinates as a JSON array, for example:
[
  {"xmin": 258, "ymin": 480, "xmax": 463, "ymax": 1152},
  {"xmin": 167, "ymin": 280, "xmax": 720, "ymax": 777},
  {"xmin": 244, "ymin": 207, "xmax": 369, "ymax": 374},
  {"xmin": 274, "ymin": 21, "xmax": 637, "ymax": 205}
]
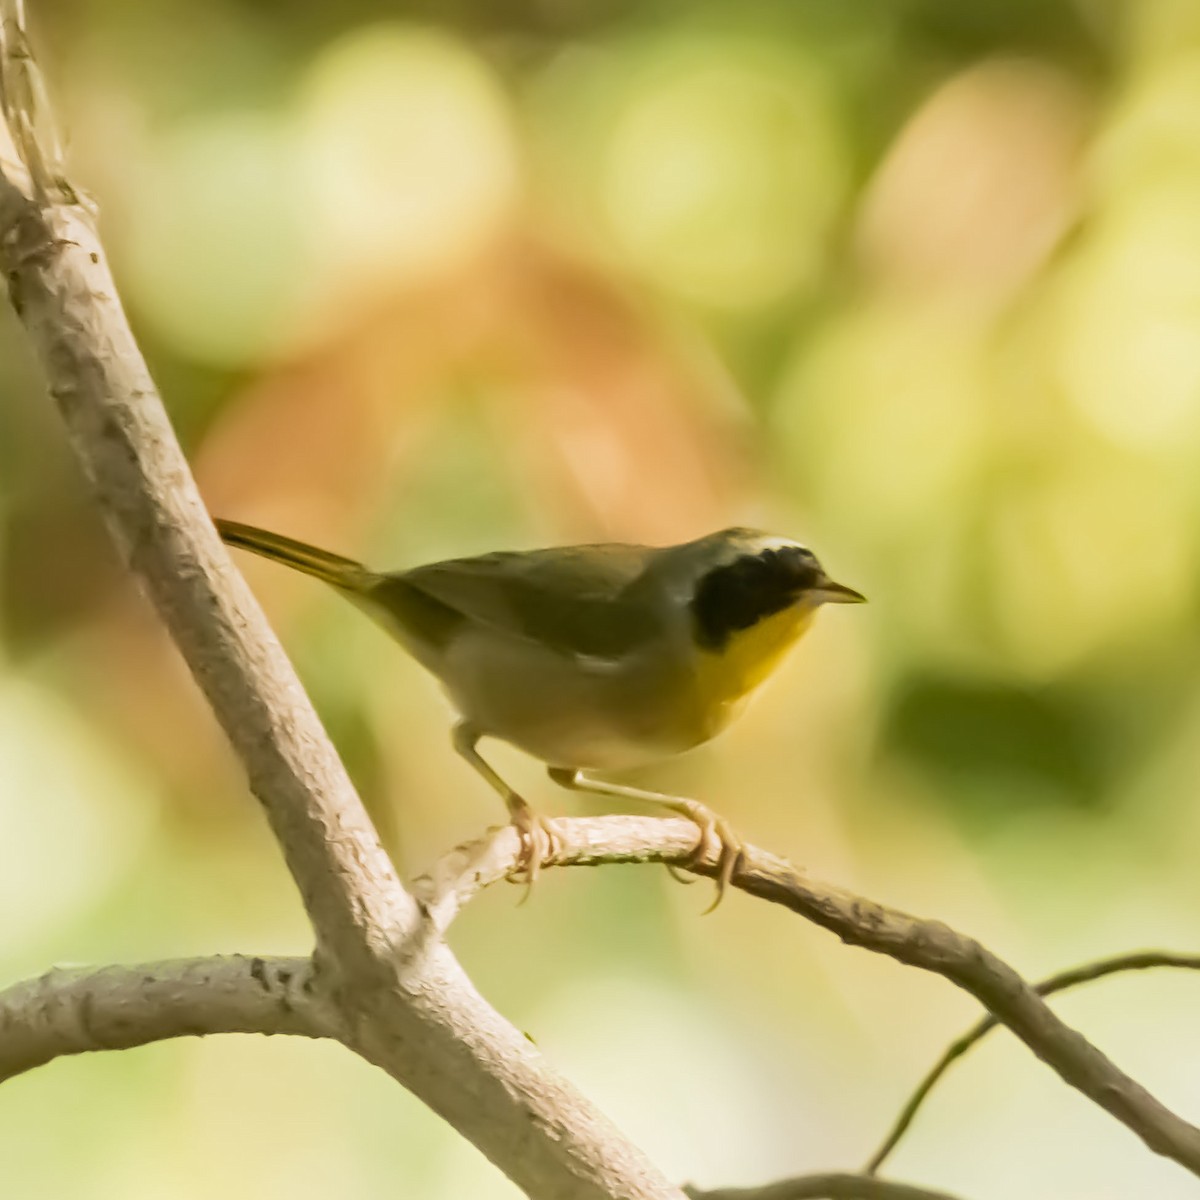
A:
[{"xmin": 368, "ymin": 543, "xmax": 668, "ymax": 661}]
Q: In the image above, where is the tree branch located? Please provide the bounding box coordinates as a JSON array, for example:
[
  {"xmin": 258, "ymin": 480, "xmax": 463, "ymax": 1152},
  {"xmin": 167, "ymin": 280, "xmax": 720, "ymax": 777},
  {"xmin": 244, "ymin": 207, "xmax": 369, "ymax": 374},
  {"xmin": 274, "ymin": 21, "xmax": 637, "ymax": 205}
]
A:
[
  {"xmin": 420, "ymin": 815, "xmax": 1200, "ymax": 1178},
  {"xmin": 864, "ymin": 951, "xmax": 1200, "ymax": 1174},
  {"xmin": 3, "ymin": 10, "xmax": 1196, "ymax": 1200},
  {"xmin": 2, "ymin": 822, "xmax": 1197, "ymax": 1198},
  {"xmin": 0, "ymin": 11, "xmax": 686, "ymax": 1197},
  {"xmin": 0, "ymin": 956, "xmax": 332, "ymax": 1080},
  {"xmin": 684, "ymin": 1172, "xmax": 967, "ymax": 1200},
  {"xmin": 0, "ymin": 11, "xmax": 408, "ymax": 966}
]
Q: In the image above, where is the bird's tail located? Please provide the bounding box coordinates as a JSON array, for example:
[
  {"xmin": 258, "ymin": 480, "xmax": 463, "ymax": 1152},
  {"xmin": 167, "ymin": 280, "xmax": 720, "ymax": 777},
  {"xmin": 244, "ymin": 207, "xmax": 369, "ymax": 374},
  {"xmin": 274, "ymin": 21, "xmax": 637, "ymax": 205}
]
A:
[{"xmin": 215, "ymin": 519, "xmax": 374, "ymax": 593}]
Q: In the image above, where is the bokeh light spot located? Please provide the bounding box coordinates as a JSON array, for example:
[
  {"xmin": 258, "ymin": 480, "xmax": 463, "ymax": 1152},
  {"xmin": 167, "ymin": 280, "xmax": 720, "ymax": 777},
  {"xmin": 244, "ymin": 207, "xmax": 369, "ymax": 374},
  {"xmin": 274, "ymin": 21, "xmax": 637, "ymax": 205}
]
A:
[
  {"xmin": 296, "ymin": 24, "xmax": 519, "ymax": 294},
  {"xmin": 601, "ymin": 42, "xmax": 844, "ymax": 310},
  {"xmin": 123, "ymin": 111, "xmax": 307, "ymax": 366},
  {"xmin": 986, "ymin": 460, "xmax": 1194, "ymax": 675},
  {"xmin": 0, "ymin": 680, "xmax": 155, "ymax": 955}
]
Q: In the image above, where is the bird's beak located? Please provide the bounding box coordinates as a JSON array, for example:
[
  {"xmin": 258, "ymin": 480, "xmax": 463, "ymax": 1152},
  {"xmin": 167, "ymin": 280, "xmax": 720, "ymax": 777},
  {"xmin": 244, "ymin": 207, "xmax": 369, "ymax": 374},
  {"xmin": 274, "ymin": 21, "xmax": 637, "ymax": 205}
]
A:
[{"xmin": 810, "ymin": 577, "xmax": 866, "ymax": 605}]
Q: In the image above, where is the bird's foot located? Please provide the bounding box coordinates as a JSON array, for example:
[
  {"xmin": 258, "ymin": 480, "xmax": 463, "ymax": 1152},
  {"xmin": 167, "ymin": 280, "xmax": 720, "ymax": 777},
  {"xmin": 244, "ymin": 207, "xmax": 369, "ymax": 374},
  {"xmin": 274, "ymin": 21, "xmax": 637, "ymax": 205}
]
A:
[
  {"xmin": 666, "ymin": 799, "xmax": 745, "ymax": 913},
  {"xmin": 541, "ymin": 765, "xmax": 743, "ymax": 911},
  {"xmin": 505, "ymin": 797, "xmax": 562, "ymax": 902}
]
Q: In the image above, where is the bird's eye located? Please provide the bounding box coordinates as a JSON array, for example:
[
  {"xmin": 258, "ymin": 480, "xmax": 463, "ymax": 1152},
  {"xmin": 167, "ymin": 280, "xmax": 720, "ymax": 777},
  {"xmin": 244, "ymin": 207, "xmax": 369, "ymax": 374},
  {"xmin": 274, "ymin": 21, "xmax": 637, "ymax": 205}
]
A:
[{"xmin": 773, "ymin": 545, "xmax": 821, "ymax": 588}]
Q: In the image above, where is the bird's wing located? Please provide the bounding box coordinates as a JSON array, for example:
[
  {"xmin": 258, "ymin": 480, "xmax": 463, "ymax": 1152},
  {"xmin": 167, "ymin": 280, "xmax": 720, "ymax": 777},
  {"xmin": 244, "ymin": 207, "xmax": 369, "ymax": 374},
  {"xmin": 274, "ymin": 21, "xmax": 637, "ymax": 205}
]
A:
[{"xmin": 391, "ymin": 543, "xmax": 663, "ymax": 659}]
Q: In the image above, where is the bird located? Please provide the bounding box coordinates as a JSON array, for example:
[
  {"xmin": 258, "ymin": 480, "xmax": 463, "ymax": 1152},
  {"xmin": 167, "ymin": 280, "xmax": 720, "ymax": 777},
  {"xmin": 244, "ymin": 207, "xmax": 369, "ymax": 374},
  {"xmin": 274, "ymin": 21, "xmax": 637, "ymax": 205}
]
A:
[{"xmin": 215, "ymin": 518, "xmax": 865, "ymax": 907}]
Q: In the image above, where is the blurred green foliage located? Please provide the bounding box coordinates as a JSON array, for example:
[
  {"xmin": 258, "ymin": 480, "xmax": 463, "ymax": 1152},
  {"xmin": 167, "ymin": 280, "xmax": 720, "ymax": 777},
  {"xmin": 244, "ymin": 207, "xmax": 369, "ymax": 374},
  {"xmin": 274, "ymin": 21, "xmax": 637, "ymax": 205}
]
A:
[{"xmin": 4, "ymin": 1, "xmax": 1200, "ymax": 1197}]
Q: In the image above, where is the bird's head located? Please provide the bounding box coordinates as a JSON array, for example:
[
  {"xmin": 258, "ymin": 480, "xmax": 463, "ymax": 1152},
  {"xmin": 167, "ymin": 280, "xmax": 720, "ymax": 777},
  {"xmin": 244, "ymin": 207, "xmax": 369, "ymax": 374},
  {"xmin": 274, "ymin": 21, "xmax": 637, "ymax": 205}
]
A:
[{"xmin": 677, "ymin": 528, "xmax": 865, "ymax": 652}]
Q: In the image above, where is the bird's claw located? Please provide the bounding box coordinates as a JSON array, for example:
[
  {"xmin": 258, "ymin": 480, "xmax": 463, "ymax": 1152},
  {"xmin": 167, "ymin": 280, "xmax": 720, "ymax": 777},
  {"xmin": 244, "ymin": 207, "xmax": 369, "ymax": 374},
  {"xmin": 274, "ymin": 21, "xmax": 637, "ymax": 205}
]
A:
[
  {"xmin": 671, "ymin": 800, "xmax": 744, "ymax": 913},
  {"xmin": 506, "ymin": 799, "xmax": 562, "ymax": 903}
]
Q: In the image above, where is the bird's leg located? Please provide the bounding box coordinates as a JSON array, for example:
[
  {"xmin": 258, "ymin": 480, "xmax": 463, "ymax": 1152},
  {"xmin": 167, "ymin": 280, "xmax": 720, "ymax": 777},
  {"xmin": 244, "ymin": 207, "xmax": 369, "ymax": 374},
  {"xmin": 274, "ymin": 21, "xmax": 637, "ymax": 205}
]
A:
[
  {"xmin": 547, "ymin": 767, "xmax": 745, "ymax": 912},
  {"xmin": 452, "ymin": 723, "xmax": 560, "ymax": 895}
]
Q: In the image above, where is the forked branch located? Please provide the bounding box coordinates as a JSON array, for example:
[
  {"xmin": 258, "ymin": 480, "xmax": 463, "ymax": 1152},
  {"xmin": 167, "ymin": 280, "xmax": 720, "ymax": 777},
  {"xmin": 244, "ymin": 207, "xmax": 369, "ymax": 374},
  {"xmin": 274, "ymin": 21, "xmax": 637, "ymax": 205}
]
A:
[
  {"xmin": 864, "ymin": 950, "xmax": 1200, "ymax": 1174},
  {"xmin": 0, "ymin": 7, "xmax": 685, "ymax": 1198},
  {"xmin": 0, "ymin": 6, "xmax": 1197, "ymax": 1200},
  {"xmin": 418, "ymin": 816, "xmax": 1200, "ymax": 1178},
  {"xmin": 2, "ymin": 814, "xmax": 1199, "ymax": 1199}
]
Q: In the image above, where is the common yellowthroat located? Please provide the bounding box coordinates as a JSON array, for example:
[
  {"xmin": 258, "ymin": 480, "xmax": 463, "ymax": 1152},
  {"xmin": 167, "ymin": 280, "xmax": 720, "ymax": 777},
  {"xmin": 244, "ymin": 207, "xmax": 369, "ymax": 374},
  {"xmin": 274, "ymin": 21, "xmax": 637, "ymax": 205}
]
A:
[{"xmin": 216, "ymin": 519, "xmax": 865, "ymax": 905}]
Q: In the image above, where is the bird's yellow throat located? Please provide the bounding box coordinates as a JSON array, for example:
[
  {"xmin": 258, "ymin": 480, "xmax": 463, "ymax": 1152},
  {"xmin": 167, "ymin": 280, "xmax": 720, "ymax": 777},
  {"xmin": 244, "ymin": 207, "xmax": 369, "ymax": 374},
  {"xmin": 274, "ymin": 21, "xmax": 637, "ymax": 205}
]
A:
[{"xmin": 698, "ymin": 603, "xmax": 816, "ymax": 707}]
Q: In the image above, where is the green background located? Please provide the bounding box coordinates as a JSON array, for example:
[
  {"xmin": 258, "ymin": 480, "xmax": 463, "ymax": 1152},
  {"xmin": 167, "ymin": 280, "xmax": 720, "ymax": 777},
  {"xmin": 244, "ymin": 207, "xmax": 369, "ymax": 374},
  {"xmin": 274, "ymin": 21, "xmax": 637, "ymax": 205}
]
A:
[{"xmin": 3, "ymin": 1, "xmax": 1200, "ymax": 1196}]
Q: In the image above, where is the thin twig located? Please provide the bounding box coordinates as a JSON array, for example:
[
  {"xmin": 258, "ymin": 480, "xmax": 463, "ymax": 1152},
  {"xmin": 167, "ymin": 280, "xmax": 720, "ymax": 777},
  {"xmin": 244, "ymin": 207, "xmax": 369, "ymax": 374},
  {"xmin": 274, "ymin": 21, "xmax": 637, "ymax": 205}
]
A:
[
  {"xmin": 864, "ymin": 951, "xmax": 1200, "ymax": 1174},
  {"xmin": 419, "ymin": 815, "xmax": 1200, "ymax": 1178},
  {"xmin": 684, "ymin": 1173, "xmax": 966, "ymax": 1200}
]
